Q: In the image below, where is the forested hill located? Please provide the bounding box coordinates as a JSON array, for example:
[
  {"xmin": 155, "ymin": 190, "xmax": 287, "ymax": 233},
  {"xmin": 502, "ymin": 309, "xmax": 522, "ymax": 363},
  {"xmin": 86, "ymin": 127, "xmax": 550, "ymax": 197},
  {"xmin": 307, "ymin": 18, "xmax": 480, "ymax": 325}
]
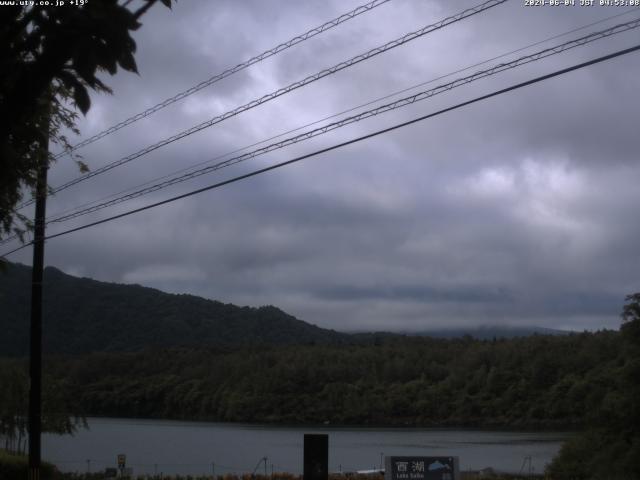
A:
[
  {"xmin": 1, "ymin": 262, "xmax": 570, "ymax": 356},
  {"xmin": 34, "ymin": 329, "xmax": 627, "ymax": 429},
  {"xmin": 0, "ymin": 262, "xmax": 350, "ymax": 355}
]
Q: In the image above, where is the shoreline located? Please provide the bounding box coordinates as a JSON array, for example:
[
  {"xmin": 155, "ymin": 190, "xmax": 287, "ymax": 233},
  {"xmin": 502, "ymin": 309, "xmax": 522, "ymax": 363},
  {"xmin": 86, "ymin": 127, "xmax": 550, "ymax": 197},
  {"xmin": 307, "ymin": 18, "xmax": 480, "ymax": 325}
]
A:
[
  {"xmin": 0, "ymin": 450, "xmax": 549, "ymax": 480},
  {"xmin": 40, "ymin": 420, "xmax": 564, "ymax": 477},
  {"xmin": 79, "ymin": 415, "xmax": 580, "ymax": 434}
]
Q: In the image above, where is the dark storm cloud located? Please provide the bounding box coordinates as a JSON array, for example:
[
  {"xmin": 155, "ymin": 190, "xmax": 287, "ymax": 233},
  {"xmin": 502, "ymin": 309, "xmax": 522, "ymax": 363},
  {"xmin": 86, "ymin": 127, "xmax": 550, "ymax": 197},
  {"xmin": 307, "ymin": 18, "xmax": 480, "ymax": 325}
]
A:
[
  {"xmin": 6, "ymin": 0, "xmax": 640, "ymax": 332},
  {"xmin": 314, "ymin": 284, "xmax": 513, "ymax": 303}
]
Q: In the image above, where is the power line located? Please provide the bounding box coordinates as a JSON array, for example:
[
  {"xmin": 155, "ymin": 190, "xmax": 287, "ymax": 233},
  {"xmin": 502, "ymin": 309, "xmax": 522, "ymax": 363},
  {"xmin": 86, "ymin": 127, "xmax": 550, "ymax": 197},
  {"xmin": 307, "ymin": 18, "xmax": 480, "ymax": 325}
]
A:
[
  {"xmin": 19, "ymin": 0, "xmax": 507, "ymax": 208},
  {"xmin": 3, "ymin": 43, "xmax": 638, "ymax": 259},
  {"xmin": 3, "ymin": 13, "xmax": 638, "ymax": 246},
  {"xmin": 43, "ymin": 7, "xmax": 639, "ymax": 224},
  {"xmin": 51, "ymin": 0, "xmax": 393, "ymax": 160},
  {"xmin": 40, "ymin": 18, "xmax": 640, "ymax": 225}
]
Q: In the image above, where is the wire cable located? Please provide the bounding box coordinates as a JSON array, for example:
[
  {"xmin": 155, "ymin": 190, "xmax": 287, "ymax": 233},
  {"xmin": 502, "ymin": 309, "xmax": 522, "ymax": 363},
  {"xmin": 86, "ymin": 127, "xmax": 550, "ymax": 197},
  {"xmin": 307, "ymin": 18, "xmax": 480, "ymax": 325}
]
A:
[
  {"xmin": 3, "ymin": 13, "xmax": 638, "ymax": 246},
  {"xmin": 4, "ymin": 43, "xmax": 638, "ymax": 259},
  {"xmin": 19, "ymin": 0, "xmax": 507, "ymax": 209},
  {"xmin": 42, "ymin": 7, "xmax": 640, "ymax": 223},
  {"xmin": 41, "ymin": 18, "xmax": 640, "ymax": 225},
  {"xmin": 52, "ymin": 0, "xmax": 393, "ymax": 159}
]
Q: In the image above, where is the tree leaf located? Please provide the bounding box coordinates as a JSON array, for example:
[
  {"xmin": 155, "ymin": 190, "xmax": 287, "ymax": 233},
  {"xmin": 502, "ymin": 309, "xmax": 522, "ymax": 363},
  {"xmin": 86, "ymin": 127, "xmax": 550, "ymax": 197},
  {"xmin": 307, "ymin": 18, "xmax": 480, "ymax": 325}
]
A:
[
  {"xmin": 56, "ymin": 70, "xmax": 81, "ymax": 92},
  {"xmin": 118, "ymin": 50, "xmax": 138, "ymax": 73},
  {"xmin": 73, "ymin": 85, "xmax": 91, "ymax": 115},
  {"xmin": 75, "ymin": 160, "xmax": 89, "ymax": 174}
]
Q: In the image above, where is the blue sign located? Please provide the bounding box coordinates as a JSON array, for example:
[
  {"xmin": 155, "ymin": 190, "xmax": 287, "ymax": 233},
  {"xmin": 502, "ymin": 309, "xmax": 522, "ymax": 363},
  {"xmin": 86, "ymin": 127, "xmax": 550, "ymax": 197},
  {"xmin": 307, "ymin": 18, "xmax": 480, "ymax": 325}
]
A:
[{"xmin": 384, "ymin": 456, "xmax": 459, "ymax": 480}]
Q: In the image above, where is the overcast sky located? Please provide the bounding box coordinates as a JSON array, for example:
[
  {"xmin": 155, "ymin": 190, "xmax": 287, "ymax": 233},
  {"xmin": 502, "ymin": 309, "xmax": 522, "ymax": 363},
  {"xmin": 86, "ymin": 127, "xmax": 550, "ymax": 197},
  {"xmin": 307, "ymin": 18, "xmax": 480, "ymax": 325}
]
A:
[{"xmin": 6, "ymin": 0, "xmax": 640, "ymax": 332}]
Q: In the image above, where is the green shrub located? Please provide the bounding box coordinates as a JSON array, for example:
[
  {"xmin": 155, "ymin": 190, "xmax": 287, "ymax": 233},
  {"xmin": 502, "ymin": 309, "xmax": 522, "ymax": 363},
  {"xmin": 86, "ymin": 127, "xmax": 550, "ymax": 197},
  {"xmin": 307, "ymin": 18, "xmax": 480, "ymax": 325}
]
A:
[
  {"xmin": 546, "ymin": 430, "xmax": 639, "ymax": 480},
  {"xmin": 0, "ymin": 449, "xmax": 57, "ymax": 480}
]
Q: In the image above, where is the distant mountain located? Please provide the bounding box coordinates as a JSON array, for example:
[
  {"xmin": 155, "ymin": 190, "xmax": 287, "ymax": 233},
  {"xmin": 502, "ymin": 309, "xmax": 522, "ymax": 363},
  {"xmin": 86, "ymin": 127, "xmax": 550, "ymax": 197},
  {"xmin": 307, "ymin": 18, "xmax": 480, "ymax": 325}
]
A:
[
  {"xmin": 0, "ymin": 262, "xmax": 349, "ymax": 356},
  {"xmin": 346, "ymin": 325, "xmax": 571, "ymax": 341},
  {"xmin": 0, "ymin": 262, "xmax": 572, "ymax": 356},
  {"xmin": 406, "ymin": 325, "xmax": 571, "ymax": 339}
]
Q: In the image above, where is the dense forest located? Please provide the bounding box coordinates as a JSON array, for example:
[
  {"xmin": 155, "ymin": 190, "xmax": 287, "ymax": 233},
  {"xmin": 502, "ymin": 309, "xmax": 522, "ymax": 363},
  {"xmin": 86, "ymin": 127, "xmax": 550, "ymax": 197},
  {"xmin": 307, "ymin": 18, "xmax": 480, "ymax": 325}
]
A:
[
  {"xmin": 28, "ymin": 330, "xmax": 623, "ymax": 429},
  {"xmin": 1, "ymin": 261, "xmax": 638, "ymax": 478},
  {"xmin": 0, "ymin": 263, "xmax": 350, "ymax": 355},
  {"xmin": 1, "ymin": 321, "xmax": 638, "ymax": 478}
]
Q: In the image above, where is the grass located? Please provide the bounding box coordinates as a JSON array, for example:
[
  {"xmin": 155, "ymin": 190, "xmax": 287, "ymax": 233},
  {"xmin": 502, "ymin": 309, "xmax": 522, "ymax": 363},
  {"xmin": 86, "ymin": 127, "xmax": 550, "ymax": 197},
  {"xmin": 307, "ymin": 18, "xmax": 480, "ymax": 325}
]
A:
[
  {"xmin": 0, "ymin": 449, "xmax": 57, "ymax": 480},
  {"xmin": 0, "ymin": 451, "xmax": 550, "ymax": 480},
  {"xmin": 47, "ymin": 473, "xmax": 545, "ymax": 480}
]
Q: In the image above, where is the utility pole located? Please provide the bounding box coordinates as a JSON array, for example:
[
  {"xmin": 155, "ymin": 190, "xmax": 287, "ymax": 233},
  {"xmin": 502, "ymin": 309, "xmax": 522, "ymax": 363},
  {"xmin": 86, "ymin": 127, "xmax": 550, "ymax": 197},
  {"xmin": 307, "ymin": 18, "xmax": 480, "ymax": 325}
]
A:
[{"xmin": 28, "ymin": 107, "xmax": 49, "ymax": 480}]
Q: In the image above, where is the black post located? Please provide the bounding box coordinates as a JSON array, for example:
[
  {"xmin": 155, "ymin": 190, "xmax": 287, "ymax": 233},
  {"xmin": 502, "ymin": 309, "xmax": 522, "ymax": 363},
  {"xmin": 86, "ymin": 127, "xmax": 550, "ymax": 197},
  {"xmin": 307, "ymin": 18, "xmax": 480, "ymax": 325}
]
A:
[
  {"xmin": 303, "ymin": 434, "xmax": 328, "ymax": 480},
  {"xmin": 28, "ymin": 121, "xmax": 49, "ymax": 480}
]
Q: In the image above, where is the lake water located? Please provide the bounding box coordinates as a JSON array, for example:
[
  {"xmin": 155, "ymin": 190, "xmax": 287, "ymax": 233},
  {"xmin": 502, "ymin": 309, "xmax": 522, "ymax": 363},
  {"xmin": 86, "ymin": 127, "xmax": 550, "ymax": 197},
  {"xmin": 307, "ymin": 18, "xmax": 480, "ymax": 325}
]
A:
[{"xmin": 42, "ymin": 418, "xmax": 569, "ymax": 476}]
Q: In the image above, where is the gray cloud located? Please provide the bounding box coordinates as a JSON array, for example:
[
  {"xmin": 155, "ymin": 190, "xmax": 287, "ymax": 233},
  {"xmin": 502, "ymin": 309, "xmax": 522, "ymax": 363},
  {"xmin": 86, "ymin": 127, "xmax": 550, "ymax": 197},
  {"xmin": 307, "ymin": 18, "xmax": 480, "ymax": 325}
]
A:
[{"xmin": 7, "ymin": 0, "xmax": 640, "ymax": 332}]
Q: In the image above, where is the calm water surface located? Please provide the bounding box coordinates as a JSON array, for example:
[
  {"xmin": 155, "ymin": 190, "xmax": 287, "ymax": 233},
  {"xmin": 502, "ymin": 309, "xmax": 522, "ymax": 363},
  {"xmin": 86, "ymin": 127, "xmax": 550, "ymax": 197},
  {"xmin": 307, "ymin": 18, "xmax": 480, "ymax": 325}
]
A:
[{"xmin": 42, "ymin": 418, "xmax": 569, "ymax": 476}]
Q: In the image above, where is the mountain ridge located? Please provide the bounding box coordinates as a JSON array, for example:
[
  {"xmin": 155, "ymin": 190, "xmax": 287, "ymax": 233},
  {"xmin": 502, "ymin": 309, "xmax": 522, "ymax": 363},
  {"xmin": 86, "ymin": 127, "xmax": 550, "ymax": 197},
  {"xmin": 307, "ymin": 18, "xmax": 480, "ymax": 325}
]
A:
[
  {"xmin": 0, "ymin": 262, "xmax": 349, "ymax": 355},
  {"xmin": 1, "ymin": 262, "xmax": 571, "ymax": 355}
]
